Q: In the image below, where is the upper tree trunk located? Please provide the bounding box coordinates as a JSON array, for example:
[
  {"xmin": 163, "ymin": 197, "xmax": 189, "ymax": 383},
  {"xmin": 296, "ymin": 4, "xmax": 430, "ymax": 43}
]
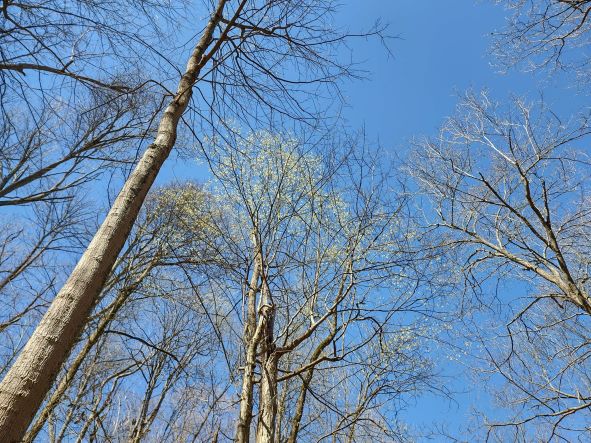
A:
[{"xmin": 0, "ymin": 2, "xmax": 228, "ymax": 440}]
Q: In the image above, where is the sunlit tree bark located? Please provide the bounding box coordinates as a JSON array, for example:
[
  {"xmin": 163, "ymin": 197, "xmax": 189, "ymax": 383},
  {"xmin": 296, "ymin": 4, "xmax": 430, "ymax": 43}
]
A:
[
  {"xmin": 204, "ymin": 131, "xmax": 435, "ymax": 442},
  {"xmin": 0, "ymin": 4, "xmax": 231, "ymax": 438}
]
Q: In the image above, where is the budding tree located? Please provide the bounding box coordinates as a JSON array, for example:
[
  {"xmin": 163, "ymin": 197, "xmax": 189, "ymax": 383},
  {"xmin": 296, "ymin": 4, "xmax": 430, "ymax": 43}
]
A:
[
  {"xmin": 410, "ymin": 91, "xmax": 591, "ymax": 441},
  {"xmin": 202, "ymin": 131, "xmax": 436, "ymax": 442},
  {"xmin": 23, "ymin": 184, "xmax": 228, "ymax": 443}
]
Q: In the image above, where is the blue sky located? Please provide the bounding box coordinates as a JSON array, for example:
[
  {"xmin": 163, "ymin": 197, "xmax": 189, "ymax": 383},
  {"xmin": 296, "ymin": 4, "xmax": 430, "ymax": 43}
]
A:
[
  {"xmin": 335, "ymin": 0, "xmax": 586, "ymax": 146},
  {"xmin": 3, "ymin": 2, "xmax": 587, "ymax": 440},
  {"xmin": 160, "ymin": 0, "xmax": 587, "ymax": 182},
  {"xmin": 331, "ymin": 1, "xmax": 587, "ymax": 438}
]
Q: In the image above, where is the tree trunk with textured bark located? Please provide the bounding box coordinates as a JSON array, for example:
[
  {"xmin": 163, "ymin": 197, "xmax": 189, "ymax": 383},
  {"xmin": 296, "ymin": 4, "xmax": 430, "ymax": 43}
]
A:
[
  {"xmin": 236, "ymin": 239, "xmax": 262, "ymax": 443},
  {"xmin": 255, "ymin": 311, "xmax": 277, "ymax": 443},
  {"xmin": 23, "ymin": 275, "xmax": 142, "ymax": 443},
  {"xmin": 0, "ymin": 2, "xmax": 229, "ymax": 440}
]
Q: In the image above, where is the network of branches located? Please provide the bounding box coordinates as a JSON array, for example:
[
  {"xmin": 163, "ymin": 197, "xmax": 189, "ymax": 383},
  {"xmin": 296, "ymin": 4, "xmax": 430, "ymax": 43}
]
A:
[{"xmin": 0, "ymin": 1, "xmax": 590, "ymax": 442}]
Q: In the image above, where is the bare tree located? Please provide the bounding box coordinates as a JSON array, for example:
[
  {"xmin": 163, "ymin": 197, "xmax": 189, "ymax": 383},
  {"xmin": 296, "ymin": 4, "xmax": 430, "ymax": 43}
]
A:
[
  {"xmin": 410, "ymin": 91, "xmax": 591, "ymax": 441},
  {"xmin": 0, "ymin": 0, "xmax": 383, "ymax": 439},
  {"xmin": 493, "ymin": 0, "xmax": 591, "ymax": 83},
  {"xmin": 0, "ymin": 1, "xmax": 176, "ymax": 396},
  {"xmin": 23, "ymin": 184, "xmax": 227, "ymax": 442},
  {"xmin": 0, "ymin": 0, "xmax": 182, "ymax": 206},
  {"xmin": 0, "ymin": 0, "xmax": 171, "ymax": 384},
  {"xmin": 0, "ymin": 200, "xmax": 83, "ymax": 353},
  {"xmin": 19, "ymin": 129, "xmax": 436, "ymax": 443}
]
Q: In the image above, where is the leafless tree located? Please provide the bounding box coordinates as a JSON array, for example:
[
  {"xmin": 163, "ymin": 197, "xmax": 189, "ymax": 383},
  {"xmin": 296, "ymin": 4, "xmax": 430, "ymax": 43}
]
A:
[
  {"xmin": 10, "ymin": 129, "xmax": 437, "ymax": 443},
  {"xmin": 493, "ymin": 0, "xmax": 591, "ymax": 83},
  {"xmin": 0, "ymin": 1, "xmax": 177, "ymax": 396},
  {"xmin": 0, "ymin": 0, "xmax": 182, "ymax": 206},
  {"xmin": 23, "ymin": 184, "xmax": 229, "ymax": 442},
  {"xmin": 0, "ymin": 0, "xmax": 171, "ymax": 382},
  {"xmin": 410, "ymin": 91, "xmax": 591, "ymax": 441},
  {"xmin": 0, "ymin": 197, "xmax": 92, "ymax": 375}
]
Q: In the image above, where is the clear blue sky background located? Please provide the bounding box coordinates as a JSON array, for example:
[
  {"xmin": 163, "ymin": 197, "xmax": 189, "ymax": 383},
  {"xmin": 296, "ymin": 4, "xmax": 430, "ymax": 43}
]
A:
[
  {"xmin": 336, "ymin": 0, "xmax": 586, "ymax": 145},
  {"xmin": 155, "ymin": 1, "xmax": 588, "ymax": 439},
  {"xmin": 3, "ymin": 1, "xmax": 586, "ymax": 440}
]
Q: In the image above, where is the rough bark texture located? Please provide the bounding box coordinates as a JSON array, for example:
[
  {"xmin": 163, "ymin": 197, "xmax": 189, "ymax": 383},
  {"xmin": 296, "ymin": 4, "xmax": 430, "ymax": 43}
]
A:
[
  {"xmin": 255, "ymin": 266, "xmax": 277, "ymax": 443},
  {"xmin": 235, "ymin": 245, "xmax": 262, "ymax": 443},
  {"xmin": 255, "ymin": 313, "xmax": 277, "ymax": 443},
  {"xmin": 23, "ymin": 276, "xmax": 141, "ymax": 443},
  {"xmin": 0, "ymin": 2, "xmax": 228, "ymax": 440}
]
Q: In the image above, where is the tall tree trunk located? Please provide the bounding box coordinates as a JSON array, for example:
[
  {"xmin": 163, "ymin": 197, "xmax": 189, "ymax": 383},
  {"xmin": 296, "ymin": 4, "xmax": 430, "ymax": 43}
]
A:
[
  {"xmin": 0, "ymin": 2, "xmax": 229, "ymax": 440},
  {"xmin": 255, "ymin": 309, "xmax": 277, "ymax": 443},
  {"xmin": 236, "ymin": 239, "xmax": 262, "ymax": 443},
  {"xmin": 235, "ymin": 336, "xmax": 260, "ymax": 443},
  {"xmin": 24, "ymin": 263, "xmax": 154, "ymax": 442}
]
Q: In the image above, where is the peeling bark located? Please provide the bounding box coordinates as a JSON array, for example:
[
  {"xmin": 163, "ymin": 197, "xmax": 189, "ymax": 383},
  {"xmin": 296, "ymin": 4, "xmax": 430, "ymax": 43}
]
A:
[{"xmin": 235, "ymin": 241, "xmax": 262, "ymax": 443}]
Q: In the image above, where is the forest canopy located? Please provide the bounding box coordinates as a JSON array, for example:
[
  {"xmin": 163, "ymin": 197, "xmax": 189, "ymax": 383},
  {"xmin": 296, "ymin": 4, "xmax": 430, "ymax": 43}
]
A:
[{"xmin": 0, "ymin": 1, "xmax": 590, "ymax": 442}]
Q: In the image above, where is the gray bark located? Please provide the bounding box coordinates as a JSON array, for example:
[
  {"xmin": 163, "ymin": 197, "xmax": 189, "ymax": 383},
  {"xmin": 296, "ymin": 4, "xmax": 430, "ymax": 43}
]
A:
[
  {"xmin": 236, "ymin": 242, "xmax": 262, "ymax": 443},
  {"xmin": 255, "ymin": 315, "xmax": 277, "ymax": 443}
]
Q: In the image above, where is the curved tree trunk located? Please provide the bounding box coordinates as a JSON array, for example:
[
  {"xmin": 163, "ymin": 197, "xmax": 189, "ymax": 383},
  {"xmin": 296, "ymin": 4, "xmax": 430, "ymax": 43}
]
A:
[
  {"xmin": 287, "ymin": 319, "xmax": 339, "ymax": 443},
  {"xmin": 0, "ymin": 2, "xmax": 230, "ymax": 440}
]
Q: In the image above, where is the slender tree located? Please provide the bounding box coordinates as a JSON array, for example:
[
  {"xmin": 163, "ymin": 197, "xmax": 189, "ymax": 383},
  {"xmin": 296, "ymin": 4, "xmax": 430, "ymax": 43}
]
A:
[
  {"xmin": 203, "ymin": 131, "xmax": 435, "ymax": 442},
  {"xmin": 0, "ymin": 3, "xmax": 229, "ymax": 437}
]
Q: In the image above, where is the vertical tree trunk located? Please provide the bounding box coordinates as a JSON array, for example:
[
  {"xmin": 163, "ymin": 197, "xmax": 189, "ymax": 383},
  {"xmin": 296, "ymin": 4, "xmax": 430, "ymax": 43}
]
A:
[
  {"xmin": 255, "ymin": 270, "xmax": 277, "ymax": 443},
  {"xmin": 0, "ymin": 2, "xmax": 228, "ymax": 440},
  {"xmin": 235, "ymin": 336, "xmax": 260, "ymax": 443},
  {"xmin": 236, "ymin": 241, "xmax": 262, "ymax": 443},
  {"xmin": 286, "ymin": 369, "xmax": 314, "ymax": 443},
  {"xmin": 274, "ymin": 380, "xmax": 289, "ymax": 443},
  {"xmin": 255, "ymin": 316, "xmax": 277, "ymax": 443}
]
